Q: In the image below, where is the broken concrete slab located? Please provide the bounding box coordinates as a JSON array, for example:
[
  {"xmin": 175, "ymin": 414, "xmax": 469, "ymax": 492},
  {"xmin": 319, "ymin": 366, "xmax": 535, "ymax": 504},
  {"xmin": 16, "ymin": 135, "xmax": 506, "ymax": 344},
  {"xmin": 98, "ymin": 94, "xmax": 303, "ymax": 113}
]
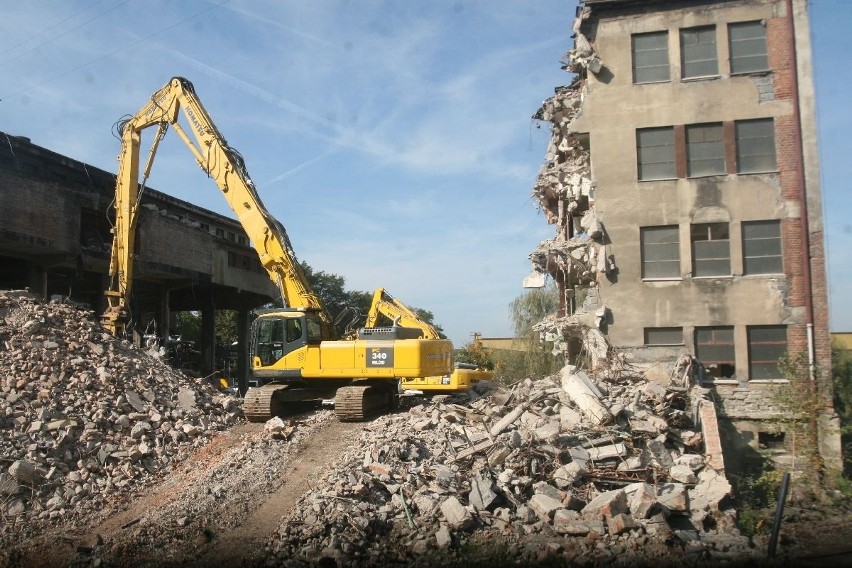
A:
[{"xmin": 581, "ymin": 488, "xmax": 627, "ymax": 520}]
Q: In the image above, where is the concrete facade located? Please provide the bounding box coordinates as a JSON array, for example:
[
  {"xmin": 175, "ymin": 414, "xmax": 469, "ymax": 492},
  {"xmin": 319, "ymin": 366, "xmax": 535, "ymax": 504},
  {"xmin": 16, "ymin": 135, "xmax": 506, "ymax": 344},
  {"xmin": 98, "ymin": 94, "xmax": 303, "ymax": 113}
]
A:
[
  {"xmin": 0, "ymin": 131, "xmax": 277, "ymax": 387},
  {"xmin": 530, "ymin": 0, "xmax": 839, "ymax": 473}
]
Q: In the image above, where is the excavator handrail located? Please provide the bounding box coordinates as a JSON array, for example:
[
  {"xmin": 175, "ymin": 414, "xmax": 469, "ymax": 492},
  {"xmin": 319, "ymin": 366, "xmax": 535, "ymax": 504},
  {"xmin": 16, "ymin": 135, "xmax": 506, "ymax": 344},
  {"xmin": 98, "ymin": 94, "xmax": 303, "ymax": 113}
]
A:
[{"xmin": 101, "ymin": 76, "xmax": 335, "ymax": 339}]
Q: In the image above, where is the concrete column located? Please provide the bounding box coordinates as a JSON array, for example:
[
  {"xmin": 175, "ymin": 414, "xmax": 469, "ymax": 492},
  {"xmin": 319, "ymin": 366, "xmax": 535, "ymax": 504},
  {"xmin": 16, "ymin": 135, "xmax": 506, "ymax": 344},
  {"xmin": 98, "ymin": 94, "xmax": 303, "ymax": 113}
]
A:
[
  {"xmin": 159, "ymin": 288, "xmax": 171, "ymax": 347},
  {"xmin": 237, "ymin": 307, "xmax": 250, "ymax": 395},
  {"xmin": 200, "ymin": 294, "xmax": 216, "ymax": 378}
]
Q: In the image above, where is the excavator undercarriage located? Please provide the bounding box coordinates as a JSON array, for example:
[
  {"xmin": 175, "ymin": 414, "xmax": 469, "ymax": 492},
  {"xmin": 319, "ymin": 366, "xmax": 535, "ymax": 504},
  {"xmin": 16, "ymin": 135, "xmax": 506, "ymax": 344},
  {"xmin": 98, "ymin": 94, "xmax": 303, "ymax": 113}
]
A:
[{"xmin": 243, "ymin": 380, "xmax": 398, "ymax": 423}]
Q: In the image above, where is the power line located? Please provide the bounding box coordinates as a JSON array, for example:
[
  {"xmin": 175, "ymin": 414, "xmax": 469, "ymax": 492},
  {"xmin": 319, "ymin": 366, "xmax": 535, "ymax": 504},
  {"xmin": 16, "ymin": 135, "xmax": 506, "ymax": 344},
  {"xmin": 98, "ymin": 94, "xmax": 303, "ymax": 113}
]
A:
[{"xmin": 0, "ymin": 0, "xmax": 104, "ymax": 59}]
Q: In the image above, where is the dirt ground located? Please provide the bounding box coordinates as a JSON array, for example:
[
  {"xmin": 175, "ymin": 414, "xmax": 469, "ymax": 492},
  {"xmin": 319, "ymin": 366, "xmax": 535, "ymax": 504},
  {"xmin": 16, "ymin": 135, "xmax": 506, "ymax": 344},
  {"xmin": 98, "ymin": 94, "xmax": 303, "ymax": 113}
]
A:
[
  {"xmin": 2, "ymin": 407, "xmax": 851, "ymax": 568},
  {"xmin": 3, "ymin": 409, "xmax": 364, "ymax": 568}
]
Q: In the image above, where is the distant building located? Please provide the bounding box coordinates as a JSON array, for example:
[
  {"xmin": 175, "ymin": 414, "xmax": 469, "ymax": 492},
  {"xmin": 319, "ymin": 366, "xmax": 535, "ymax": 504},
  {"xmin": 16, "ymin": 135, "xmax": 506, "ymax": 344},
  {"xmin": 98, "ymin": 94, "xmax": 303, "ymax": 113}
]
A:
[
  {"xmin": 530, "ymin": 0, "xmax": 840, "ymax": 472},
  {"xmin": 0, "ymin": 132, "xmax": 277, "ymax": 386}
]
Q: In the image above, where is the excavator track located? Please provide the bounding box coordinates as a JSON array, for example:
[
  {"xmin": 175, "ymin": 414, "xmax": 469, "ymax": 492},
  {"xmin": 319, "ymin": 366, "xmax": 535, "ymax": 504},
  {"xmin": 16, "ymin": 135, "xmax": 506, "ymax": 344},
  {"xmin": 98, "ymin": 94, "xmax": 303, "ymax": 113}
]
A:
[
  {"xmin": 243, "ymin": 384, "xmax": 290, "ymax": 423},
  {"xmin": 334, "ymin": 384, "xmax": 396, "ymax": 422}
]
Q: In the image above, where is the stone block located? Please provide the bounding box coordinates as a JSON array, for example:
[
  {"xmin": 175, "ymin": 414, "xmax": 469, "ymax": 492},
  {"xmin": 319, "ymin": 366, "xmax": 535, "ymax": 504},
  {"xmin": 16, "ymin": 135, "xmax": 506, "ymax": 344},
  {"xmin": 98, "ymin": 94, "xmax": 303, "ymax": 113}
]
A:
[
  {"xmin": 627, "ymin": 482, "xmax": 657, "ymax": 519},
  {"xmin": 607, "ymin": 512, "xmax": 638, "ymax": 535},
  {"xmin": 528, "ymin": 493, "xmax": 563, "ymax": 520},
  {"xmin": 669, "ymin": 464, "xmax": 697, "ymax": 484},
  {"xmin": 581, "ymin": 488, "xmax": 627, "ymax": 520},
  {"xmin": 440, "ymin": 496, "xmax": 475, "ymax": 530},
  {"xmin": 552, "ymin": 461, "xmax": 586, "ymax": 489},
  {"xmin": 468, "ymin": 473, "xmax": 498, "ymax": 511},
  {"xmin": 552, "ymin": 509, "xmax": 590, "ymax": 536},
  {"xmin": 657, "ymin": 483, "xmax": 689, "ymax": 513}
]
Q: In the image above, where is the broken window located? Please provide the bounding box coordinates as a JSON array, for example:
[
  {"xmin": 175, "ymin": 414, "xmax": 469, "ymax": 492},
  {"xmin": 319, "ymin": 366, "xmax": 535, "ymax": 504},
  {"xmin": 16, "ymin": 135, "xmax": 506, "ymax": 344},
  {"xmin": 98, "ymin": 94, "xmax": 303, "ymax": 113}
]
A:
[
  {"xmin": 641, "ymin": 225, "xmax": 680, "ymax": 279},
  {"xmin": 79, "ymin": 207, "xmax": 111, "ymax": 252},
  {"xmin": 691, "ymin": 223, "xmax": 730, "ymax": 277},
  {"xmin": 743, "ymin": 220, "xmax": 783, "ymax": 274},
  {"xmin": 686, "ymin": 123, "xmax": 725, "ymax": 177},
  {"xmin": 637, "ymin": 127, "xmax": 676, "ymax": 180},
  {"xmin": 736, "ymin": 118, "xmax": 776, "ymax": 173},
  {"xmin": 644, "ymin": 327, "xmax": 683, "ymax": 346},
  {"xmin": 680, "ymin": 25, "xmax": 718, "ymax": 78},
  {"xmin": 729, "ymin": 21, "xmax": 769, "ymax": 74},
  {"xmin": 758, "ymin": 431, "xmax": 786, "ymax": 450},
  {"xmin": 632, "ymin": 31, "xmax": 670, "ymax": 83},
  {"xmin": 747, "ymin": 325, "xmax": 787, "ymax": 380},
  {"xmin": 695, "ymin": 326, "xmax": 735, "ymax": 379}
]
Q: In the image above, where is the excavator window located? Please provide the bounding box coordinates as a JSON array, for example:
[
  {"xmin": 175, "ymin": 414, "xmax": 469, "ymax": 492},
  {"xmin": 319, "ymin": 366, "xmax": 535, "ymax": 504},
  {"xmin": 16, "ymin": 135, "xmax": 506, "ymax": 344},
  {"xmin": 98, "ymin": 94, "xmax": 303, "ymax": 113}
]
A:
[
  {"xmin": 285, "ymin": 318, "xmax": 303, "ymax": 343},
  {"xmin": 306, "ymin": 314, "xmax": 323, "ymax": 344},
  {"xmin": 255, "ymin": 318, "xmax": 285, "ymax": 366}
]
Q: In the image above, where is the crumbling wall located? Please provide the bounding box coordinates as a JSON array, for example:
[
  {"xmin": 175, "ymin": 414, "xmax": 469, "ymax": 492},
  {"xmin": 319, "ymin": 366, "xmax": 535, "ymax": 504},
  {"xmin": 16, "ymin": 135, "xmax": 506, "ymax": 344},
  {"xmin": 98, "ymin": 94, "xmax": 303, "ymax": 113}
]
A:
[{"xmin": 528, "ymin": 6, "xmax": 614, "ymax": 369}]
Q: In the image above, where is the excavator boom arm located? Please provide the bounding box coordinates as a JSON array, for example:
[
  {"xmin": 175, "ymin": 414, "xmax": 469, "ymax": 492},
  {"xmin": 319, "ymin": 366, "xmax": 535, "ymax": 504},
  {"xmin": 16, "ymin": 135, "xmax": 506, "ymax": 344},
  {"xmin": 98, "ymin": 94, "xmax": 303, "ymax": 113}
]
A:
[
  {"xmin": 364, "ymin": 288, "xmax": 441, "ymax": 339},
  {"xmin": 101, "ymin": 77, "xmax": 333, "ymax": 338}
]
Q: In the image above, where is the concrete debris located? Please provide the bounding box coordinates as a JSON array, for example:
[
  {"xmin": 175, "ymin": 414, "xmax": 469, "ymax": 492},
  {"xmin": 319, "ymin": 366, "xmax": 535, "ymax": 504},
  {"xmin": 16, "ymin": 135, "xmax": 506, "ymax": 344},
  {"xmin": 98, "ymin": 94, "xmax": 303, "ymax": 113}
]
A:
[
  {"xmin": 0, "ymin": 290, "xmax": 242, "ymax": 536},
  {"xmin": 265, "ymin": 366, "xmax": 752, "ymax": 567}
]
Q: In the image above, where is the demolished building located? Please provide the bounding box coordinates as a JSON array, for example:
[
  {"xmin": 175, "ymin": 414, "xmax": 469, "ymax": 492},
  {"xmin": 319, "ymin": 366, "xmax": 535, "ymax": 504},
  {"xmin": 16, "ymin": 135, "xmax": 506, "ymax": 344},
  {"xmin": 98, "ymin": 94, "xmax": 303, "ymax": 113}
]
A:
[{"xmin": 527, "ymin": 0, "xmax": 840, "ymax": 474}]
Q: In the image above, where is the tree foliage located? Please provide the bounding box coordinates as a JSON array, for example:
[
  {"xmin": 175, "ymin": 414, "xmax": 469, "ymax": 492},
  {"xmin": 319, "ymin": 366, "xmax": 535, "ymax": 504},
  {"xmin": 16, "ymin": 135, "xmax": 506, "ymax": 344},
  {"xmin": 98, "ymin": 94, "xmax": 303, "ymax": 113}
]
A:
[
  {"xmin": 489, "ymin": 284, "xmax": 562, "ymax": 382},
  {"xmin": 455, "ymin": 338, "xmax": 495, "ymax": 370},
  {"xmin": 832, "ymin": 340, "xmax": 852, "ymax": 476}
]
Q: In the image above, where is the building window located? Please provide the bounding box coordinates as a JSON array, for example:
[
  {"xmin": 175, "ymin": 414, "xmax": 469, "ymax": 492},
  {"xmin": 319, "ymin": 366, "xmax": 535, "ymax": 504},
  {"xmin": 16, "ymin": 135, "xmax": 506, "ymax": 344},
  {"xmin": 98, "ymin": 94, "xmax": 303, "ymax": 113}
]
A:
[
  {"xmin": 215, "ymin": 227, "xmax": 225, "ymax": 238},
  {"xmin": 238, "ymin": 235, "xmax": 247, "ymax": 246},
  {"xmin": 641, "ymin": 225, "xmax": 680, "ymax": 279},
  {"xmin": 695, "ymin": 326, "xmax": 735, "ymax": 379},
  {"xmin": 729, "ymin": 21, "xmax": 769, "ymax": 74},
  {"xmin": 691, "ymin": 223, "xmax": 730, "ymax": 277},
  {"xmin": 747, "ymin": 325, "xmax": 787, "ymax": 380},
  {"xmin": 736, "ymin": 119, "xmax": 776, "ymax": 173},
  {"xmin": 637, "ymin": 127, "xmax": 676, "ymax": 180},
  {"xmin": 743, "ymin": 220, "xmax": 783, "ymax": 274},
  {"xmin": 686, "ymin": 123, "xmax": 725, "ymax": 177},
  {"xmin": 632, "ymin": 31, "xmax": 670, "ymax": 84},
  {"xmin": 645, "ymin": 327, "xmax": 684, "ymax": 346},
  {"xmin": 681, "ymin": 25, "xmax": 718, "ymax": 78},
  {"xmin": 200, "ymin": 222, "xmax": 210, "ymax": 232}
]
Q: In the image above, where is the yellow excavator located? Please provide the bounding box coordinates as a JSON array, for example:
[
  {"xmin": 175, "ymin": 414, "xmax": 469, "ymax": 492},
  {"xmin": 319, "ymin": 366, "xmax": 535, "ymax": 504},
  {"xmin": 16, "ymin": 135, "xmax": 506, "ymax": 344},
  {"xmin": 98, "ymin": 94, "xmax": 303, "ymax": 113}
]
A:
[
  {"xmin": 363, "ymin": 288, "xmax": 493, "ymax": 393},
  {"xmin": 100, "ymin": 76, "xmax": 454, "ymax": 421}
]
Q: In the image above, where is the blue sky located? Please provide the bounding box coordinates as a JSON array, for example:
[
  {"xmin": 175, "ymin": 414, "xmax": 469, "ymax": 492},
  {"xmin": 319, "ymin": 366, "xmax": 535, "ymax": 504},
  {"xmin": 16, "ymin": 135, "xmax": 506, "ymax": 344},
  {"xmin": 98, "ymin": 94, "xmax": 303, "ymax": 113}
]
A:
[{"xmin": 0, "ymin": 1, "xmax": 848, "ymax": 345}]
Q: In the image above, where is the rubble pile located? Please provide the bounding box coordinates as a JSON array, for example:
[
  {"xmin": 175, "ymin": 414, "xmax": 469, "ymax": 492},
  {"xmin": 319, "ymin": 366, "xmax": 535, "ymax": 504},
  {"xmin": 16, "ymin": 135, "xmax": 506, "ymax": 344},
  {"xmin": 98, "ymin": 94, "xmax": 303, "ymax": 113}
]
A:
[
  {"xmin": 0, "ymin": 290, "xmax": 242, "ymax": 537},
  {"xmin": 266, "ymin": 368, "xmax": 751, "ymax": 567}
]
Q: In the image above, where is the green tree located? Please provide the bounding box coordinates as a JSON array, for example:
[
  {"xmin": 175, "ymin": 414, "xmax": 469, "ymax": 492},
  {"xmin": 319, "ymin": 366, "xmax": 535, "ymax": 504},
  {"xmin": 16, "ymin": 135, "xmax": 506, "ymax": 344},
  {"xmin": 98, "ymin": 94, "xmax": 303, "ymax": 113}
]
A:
[
  {"xmin": 455, "ymin": 339, "xmax": 494, "ymax": 370},
  {"xmin": 775, "ymin": 352, "xmax": 828, "ymax": 485},
  {"xmin": 174, "ymin": 311, "xmax": 201, "ymax": 343},
  {"xmin": 490, "ymin": 284, "xmax": 562, "ymax": 382},
  {"xmin": 832, "ymin": 340, "xmax": 852, "ymax": 475},
  {"xmin": 216, "ymin": 309, "xmax": 239, "ymax": 346}
]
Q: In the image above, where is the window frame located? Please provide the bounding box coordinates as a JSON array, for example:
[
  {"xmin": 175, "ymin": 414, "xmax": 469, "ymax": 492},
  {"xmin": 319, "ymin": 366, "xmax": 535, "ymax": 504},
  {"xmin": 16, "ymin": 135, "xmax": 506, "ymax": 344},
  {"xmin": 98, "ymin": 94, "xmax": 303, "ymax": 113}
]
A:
[
  {"xmin": 729, "ymin": 20, "xmax": 769, "ymax": 75},
  {"xmin": 691, "ymin": 222, "xmax": 731, "ymax": 277},
  {"xmin": 680, "ymin": 25, "xmax": 719, "ymax": 79},
  {"xmin": 641, "ymin": 225, "xmax": 681, "ymax": 280},
  {"xmin": 637, "ymin": 126, "xmax": 677, "ymax": 181},
  {"xmin": 686, "ymin": 122, "xmax": 725, "ymax": 177},
  {"xmin": 695, "ymin": 326, "xmax": 736, "ymax": 380},
  {"xmin": 747, "ymin": 325, "xmax": 787, "ymax": 380},
  {"xmin": 632, "ymin": 31, "xmax": 671, "ymax": 84},
  {"xmin": 736, "ymin": 118, "xmax": 777, "ymax": 174},
  {"xmin": 742, "ymin": 220, "xmax": 783, "ymax": 275},
  {"xmin": 644, "ymin": 327, "xmax": 684, "ymax": 346}
]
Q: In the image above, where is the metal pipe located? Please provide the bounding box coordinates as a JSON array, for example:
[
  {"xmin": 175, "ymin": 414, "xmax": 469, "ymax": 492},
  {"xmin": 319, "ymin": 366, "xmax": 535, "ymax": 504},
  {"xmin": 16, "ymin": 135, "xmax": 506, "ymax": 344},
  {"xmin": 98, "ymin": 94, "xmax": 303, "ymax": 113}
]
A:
[{"xmin": 768, "ymin": 471, "xmax": 792, "ymax": 557}]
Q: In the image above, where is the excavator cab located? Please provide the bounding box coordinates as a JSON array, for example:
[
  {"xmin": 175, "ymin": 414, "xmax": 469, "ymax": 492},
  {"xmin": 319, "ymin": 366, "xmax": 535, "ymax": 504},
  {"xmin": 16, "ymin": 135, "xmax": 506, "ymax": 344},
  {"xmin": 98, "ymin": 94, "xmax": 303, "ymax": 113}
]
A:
[{"xmin": 252, "ymin": 314, "xmax": 306, "ymax": 367}]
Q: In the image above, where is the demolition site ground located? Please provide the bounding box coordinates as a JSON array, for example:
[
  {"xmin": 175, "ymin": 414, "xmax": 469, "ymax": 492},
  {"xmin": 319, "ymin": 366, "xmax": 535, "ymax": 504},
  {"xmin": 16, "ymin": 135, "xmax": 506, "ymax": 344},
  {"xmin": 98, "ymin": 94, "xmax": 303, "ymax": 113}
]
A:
[{"xmin": 1, "ymin": 291, "xmax": 851, "ymax": 568}]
